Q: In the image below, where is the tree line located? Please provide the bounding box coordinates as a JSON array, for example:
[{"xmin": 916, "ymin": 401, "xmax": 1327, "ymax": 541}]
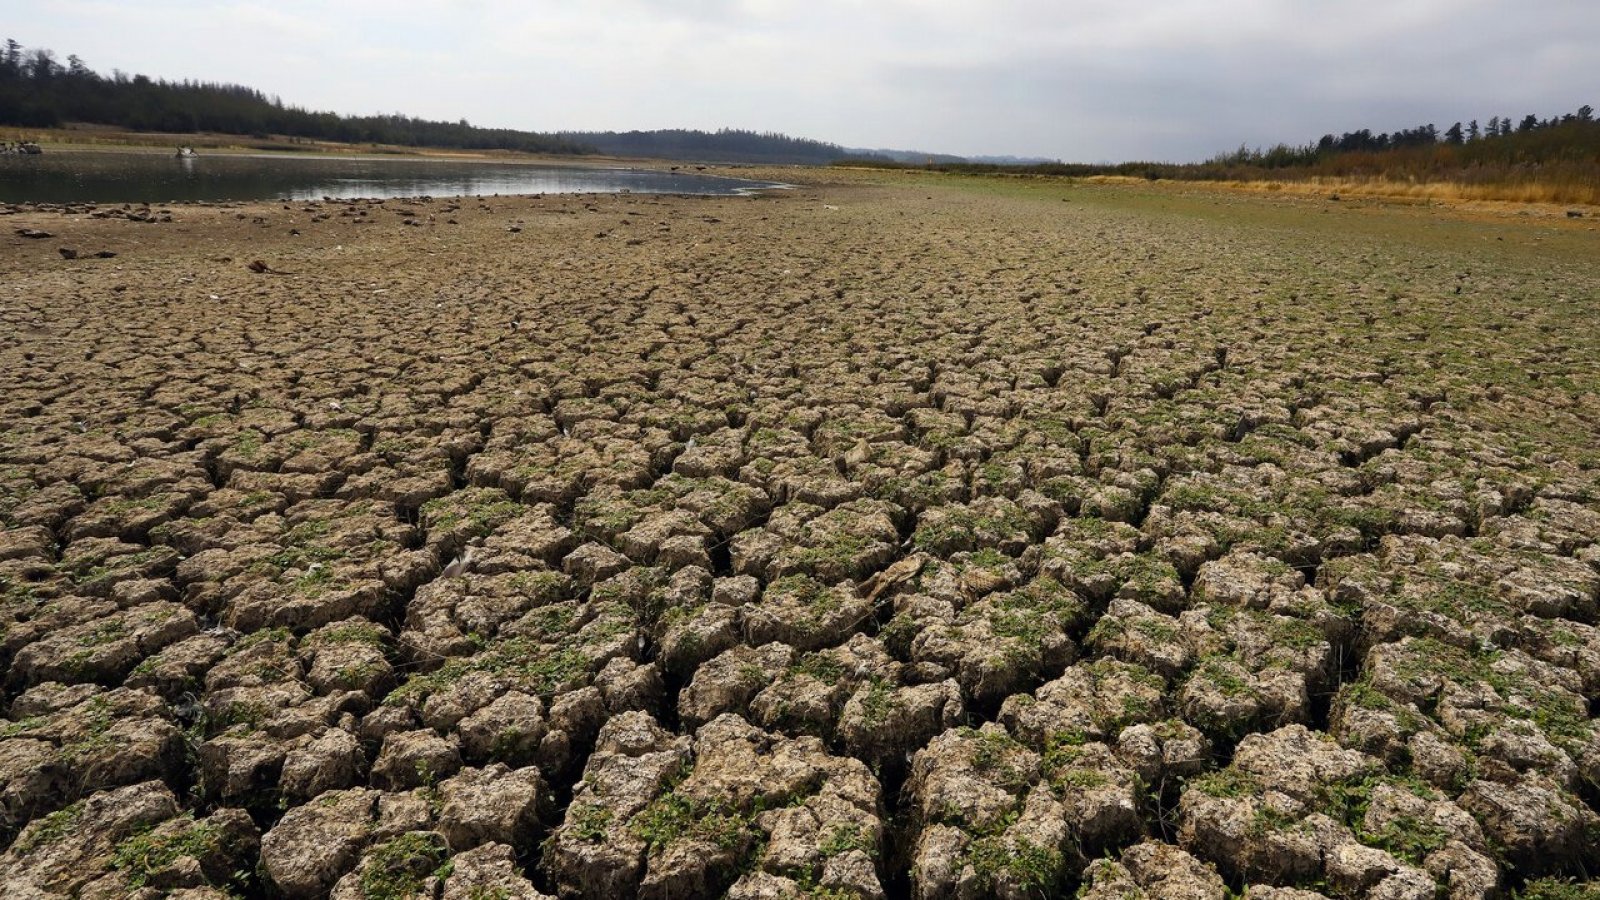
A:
[
  {"xmin": 1210, "ymin": 105, "xmax": 1596, "ymax": 168},
  {"xmin": 0, "ymin": 39, "xmax": 873, "ymax": 164},
  {"xmin": 559, "ymin": 129, "xmax": 861, "ymax": 165},
  {"xmin": 841, "ymin": 102, "xmax": 1600, "ymax": 204},
  {"xmin": 0, "ymin": 39, "xmax": 590, "ymax": 154}
]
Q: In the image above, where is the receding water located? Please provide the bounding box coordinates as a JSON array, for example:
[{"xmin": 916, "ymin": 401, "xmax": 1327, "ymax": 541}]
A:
[{"xmin": 0, "ymin": 150, "xmax": 785, "ymax": 204}]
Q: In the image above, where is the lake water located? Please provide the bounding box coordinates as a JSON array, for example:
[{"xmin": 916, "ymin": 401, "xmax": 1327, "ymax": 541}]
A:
[{"xmin": 0, "ymin": 150, "xmax": 785, "ymax": 204}]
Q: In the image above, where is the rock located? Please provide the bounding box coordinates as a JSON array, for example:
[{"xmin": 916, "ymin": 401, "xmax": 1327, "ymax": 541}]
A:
[
  {"xmin": 99, "ymin": 807, "xmax": 258, "ymax": 896},
  {"xmin": 280, "ymin": 727, "xmax": 367, "ymax": 800},
  {"xmin": 594, "ymin": 657, "xmax": 665, "ymax": 714},
  {"xmin": 1000, "ymin": 658, "xmax": 1167, "ymax": 746},
  {"xmin": 123, "ymin": 631, "xmax": 231, "ymax": 699},
  {"xmin": 905, "ymin": 724, "xmax": 1077, "ymax": 898},
  {"xmin": 1077, "ymin": 841, "xmax": 1228, "ymax": 899},
  {"xmin": 329, "ymin": 830, "xmax": 450, "ymax": 900},
  {"xmin": 712, "ymin": 575, "xmax": 762, "ymax": 607},
  {"xmin": 12, "ymin": 601, "xmax": 199, "ymax": 686},
  {"xmin": 1231, "ymin": 725, "xmax": 1381, "ymax": 802},
  {"xmin": 546, "ymin": 711, "xmax": 691, "ymax": 899},
  {"xmin": 726, "ymin": 870, "xmax": 809, "ymax": 899},
  {"xmin": 441, "ymin": 841, "xmax": 554, "ymax": 899},
  {"xmin": 1423, "ymin": 840, "xmax": 1500, "ymax": 900},
  {"xmin": 1085, "ymin": 599, "xmax": 1192, "ymax": 678},
  {"xmin": 370, "ymin": 729, "xmax": 463, "ymax": 789},
  {"xmin": 657, "ymin": 602, "xmax": 739, "ymax": 677},
  {"xmin": 549, "ymin": 686, "xmax": 607, "ymax": 748},
  {"xmin": 680, "ymin": 642, "xmax": 795, "ymax": 728},
  {"xmin": 0, "ymin": 781, "xmax": 181, "ymax": 895},
  {"xmin": 418, "ymin": 670, "xmax": 511, "ymax": 733},
  {"xmin": 1115, "ymin": 719, "xmax": 1212, "ymax": 784},
  {"xmin": 1458, "ymin": 776, "xmax": 1600, "ymax": 875},
  {"xmin": 457, "ymin": 690, "xmax": 552, "ymax": 766},
  {"xmin": 911, "ymin": 577, "xmax": 1085, "ymax": 705},
  {"xmin": 838, "ymin": 676, "xmax": 964, "ymax": 769},
  {"xmin": 436, "ymin": 764, "xmax": 549, "ymax": 851},
  {"xmin": 301, "ymin": 619, "xmax": 394, "ymax": 697},
  {"xmin": 743, "ymin": 575, "xmax": 873, "ymax": 652},
  {"xmin": 0, "ymin": 778, "xmax": 249, "ymax": 890},
  {"xmin": 563, "ymin": 542, "xmax": 631, "ymax": 587},
  {"xmin": 548, "ymin": 711, "xmax": 883, "ymax": 900},
  {"xmin": 1, "ymin": 685, "xmax": 186, "ymax": 808},
  {"xmin": 259, "ymin": 787, "xmax": 380, "ymax": 897},
  {"xmin": 1324, "ymin": 841, "xmax": 1431, "ymax": 897},
  {"xmin": 0, "ymin": 737, "xmax": 70, "ymax": 829}
]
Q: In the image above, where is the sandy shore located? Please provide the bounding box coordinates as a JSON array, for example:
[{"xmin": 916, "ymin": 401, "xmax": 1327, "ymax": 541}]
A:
[{"xmin": 2, "ymin": 175, "xmax": 1599, "ymax": 897}]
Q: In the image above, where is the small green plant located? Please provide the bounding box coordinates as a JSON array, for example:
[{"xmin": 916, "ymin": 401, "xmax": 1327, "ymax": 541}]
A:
[
  {"xmin": 111, "ymin": 816, "xmax": 224, "ymax": 889},
  {"xmin": 16, "ymin": 802, "xmax": 84, "ymax": 852},
  {"xmin": 792, "ymin": 652, "xmax": 847, "ymax": 685},
  {"xmin": 858, "ymin": 677, "xmax": 896, "ymax": 725},
  {"xmin": 819, "ymin": 823, "xmax": 876, "ymax": 859},
  {"xmin": 1516, "ymin": 879, "xmax": 1600, "ymax": 900},
  {"xmin": 386, "ymin": 638, "xmax": 589, "ymax": 706},
  {"xmin": 420, "ymin": 489, "xmax": 522, "ymax": 537},
  {"xmin": 769, "ymin": 574, "xmax": 842, "ymax": 615},
  {"xmin": 1189, "ymin": 767, "xmax": 1259, "ymax": 799},
  {"xmin": 569, "ymin": 803, "xmax": 613, "ymax": 842},
  {"xmin": 629, "ymin": 791, "xmax": 751, "ymax": 855},
  {"xmin": 304, "ymin": 621, "xmax": 388, "ymax": 647},
  {"xmin": 359, "ymin": 832, "xmax": 452, "ymax": 899},
  {"xmin": 965, "ymin": 834, "xmax": 1062, "ymax": 894}
]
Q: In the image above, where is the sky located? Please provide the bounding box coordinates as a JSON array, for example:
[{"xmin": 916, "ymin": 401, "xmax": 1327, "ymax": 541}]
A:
[{"xmin": 10, "ymin": 0, "xmax": 1600, "ymax": 161}]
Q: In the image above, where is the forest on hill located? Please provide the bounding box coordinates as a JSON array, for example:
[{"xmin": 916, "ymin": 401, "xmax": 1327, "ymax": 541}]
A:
[
  {"xmin": 0, "ymin": 39, "xmax": 872, "ymax": 165},
  {"xmin": 0, "ymin": 40, "xmax": 590, "ymax": 155},
  {"xmin": 559, "ymin": 129, "xmax": 863, "ymax": 165},
  {"xmin": 839, "ymin": 105, "xmax": 1600, "ymax": 203}
]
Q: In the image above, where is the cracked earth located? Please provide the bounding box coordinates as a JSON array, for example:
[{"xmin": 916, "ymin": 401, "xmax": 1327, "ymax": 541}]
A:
[{"xmin": 2, "ymin": 173, "xmax": 1599, "ymax": 899}]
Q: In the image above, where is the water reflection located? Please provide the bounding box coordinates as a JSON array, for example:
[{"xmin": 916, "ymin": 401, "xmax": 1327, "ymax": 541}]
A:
[{"xmin": 0, "ymin": 151, "xmax": 784, "ymax": 204}]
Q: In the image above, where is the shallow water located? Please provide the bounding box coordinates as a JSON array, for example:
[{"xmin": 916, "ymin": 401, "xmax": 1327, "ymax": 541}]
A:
[{"xmin": 0, "ymin": 150, "xmax": 783, "ymax": 203}]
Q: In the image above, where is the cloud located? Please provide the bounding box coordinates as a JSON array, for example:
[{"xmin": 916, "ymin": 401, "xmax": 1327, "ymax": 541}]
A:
[{"xmin": 9, "ymin": 0, "xmax": 1597, "ymax": 160}]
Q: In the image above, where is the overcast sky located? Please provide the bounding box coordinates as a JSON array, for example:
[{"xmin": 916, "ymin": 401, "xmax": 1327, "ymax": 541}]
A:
[{"xmin": 11, "ymin": 0, "xmax": 1599, "ymax": 161}]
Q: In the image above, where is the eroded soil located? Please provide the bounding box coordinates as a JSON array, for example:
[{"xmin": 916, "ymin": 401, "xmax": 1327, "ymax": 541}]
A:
[{"xmin": 2, "ymin": 174, "xmax": 1599, "ymax": 899}]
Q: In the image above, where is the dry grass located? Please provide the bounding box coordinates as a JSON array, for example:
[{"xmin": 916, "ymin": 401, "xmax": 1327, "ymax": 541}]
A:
[
  {"xmin": 1225, "ymin": 174, "xmax": 1599, "ymax": 207},
  {"xmin": 1075, "ymin": 173, "xmax": 1599, "ymax": 210}
]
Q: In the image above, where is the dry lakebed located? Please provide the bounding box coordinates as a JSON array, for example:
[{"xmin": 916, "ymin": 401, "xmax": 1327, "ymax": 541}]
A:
[{"xmin": 1, "ymin": 170, "xmax": 1599, "ymax": 899}]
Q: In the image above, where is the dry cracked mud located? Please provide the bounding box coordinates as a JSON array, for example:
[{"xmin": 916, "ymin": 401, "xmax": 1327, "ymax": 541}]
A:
[{"xmin": 1, "ymin": 172, "xmax": 1598, "ymax": 899}]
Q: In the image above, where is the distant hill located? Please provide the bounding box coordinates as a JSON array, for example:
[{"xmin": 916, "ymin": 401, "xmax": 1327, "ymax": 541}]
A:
[
  {"xmin": 560, "ymin": 129, "xmax": 876, "ymax": 165},
  {"xmin": 966, "ymin": 154, "xmax": 1057, "ymax": 166},
  {"xmin": 846, "ymin": 147, "xmax": 967, "ymax": 165}
]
